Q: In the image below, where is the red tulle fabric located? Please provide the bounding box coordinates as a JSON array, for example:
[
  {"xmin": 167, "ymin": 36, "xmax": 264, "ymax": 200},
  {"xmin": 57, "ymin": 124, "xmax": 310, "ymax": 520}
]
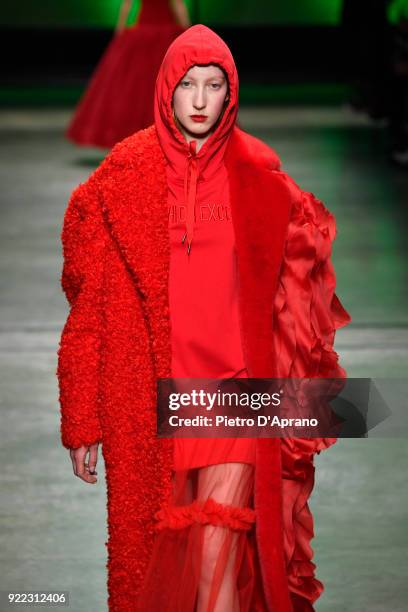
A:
[
  {"xmin": 66, "ymin": 0, "xmax": 184, "ymax": 148},
  {"xmin": 136, "ymin": 464, "xmax": 268, "ymax": 611}
]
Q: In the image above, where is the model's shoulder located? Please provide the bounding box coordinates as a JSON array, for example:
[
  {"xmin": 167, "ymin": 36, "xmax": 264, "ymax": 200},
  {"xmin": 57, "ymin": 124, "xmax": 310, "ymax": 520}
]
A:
[
  {"xmin": 68, "ymin": 126, "xmax": 165, "ymax": 216},
  {"xmin": 75, "ymin": 125, "xmax": 163, "ymax": 196},
  {"xmin": 231, "ymin": 126, "xmax": 281, "ymax": 170},
  {"xmin": 232, "ymin": 128, "xmax": 336, "ymax": 224},
  {"xmin": 104, "ymin": 124, "xmax": 163, "ymax": 168},
  {"xmin": 66, "ymin": 129, "xmax": 156, "ymax": 203}
]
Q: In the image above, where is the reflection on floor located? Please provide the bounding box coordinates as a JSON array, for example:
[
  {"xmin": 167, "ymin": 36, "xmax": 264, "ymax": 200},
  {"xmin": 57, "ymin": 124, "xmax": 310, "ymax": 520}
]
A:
[{"xmin": 0, "ymin": 107, "xmax": 407, "ymax": 612}]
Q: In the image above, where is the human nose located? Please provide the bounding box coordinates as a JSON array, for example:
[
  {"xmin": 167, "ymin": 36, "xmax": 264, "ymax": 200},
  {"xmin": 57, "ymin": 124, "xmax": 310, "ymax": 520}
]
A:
[{"xmin": 193, "ymin": 85, "xmax": 206, "ymax": 110}]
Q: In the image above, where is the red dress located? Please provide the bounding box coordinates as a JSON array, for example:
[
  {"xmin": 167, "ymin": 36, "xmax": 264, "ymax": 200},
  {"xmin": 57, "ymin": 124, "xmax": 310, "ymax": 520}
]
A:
[{"xmin": 66, "ymin": 0, "xmax": 184, "ymax": 148}]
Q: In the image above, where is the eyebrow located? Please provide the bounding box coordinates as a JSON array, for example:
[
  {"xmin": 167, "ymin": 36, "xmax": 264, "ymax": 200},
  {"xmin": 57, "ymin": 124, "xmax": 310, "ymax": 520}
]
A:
[{"xmin": 182, "ymin": 75, "xmax": 226, "ymax": 82}]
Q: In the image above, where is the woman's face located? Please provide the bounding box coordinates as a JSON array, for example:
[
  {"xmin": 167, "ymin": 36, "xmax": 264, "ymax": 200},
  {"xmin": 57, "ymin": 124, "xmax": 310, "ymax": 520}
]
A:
[{"xmin": 172, "ymin": 64, "xmax": 229, "ymax": 140}]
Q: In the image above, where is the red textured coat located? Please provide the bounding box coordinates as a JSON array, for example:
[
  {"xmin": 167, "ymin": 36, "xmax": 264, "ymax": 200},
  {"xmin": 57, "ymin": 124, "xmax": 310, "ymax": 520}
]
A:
[{"xmin": 57, "ymin": 123, "xmax": 351, "ymax": 611}]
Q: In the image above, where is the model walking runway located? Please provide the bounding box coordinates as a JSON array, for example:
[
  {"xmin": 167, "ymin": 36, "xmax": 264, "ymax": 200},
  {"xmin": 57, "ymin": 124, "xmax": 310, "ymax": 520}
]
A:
[{"xmin": 58, "ymin": 24, "xmax": 351, "ymax": 611}]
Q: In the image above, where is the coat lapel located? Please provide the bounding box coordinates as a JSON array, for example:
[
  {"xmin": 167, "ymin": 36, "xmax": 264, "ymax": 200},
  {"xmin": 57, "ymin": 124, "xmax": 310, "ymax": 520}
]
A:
[
  {"xmin": 226, "ymin": 127, "xmax": 296, "ymax": 612},
  {"xmin": 99, "ymin": 127, "xmax": 172, "ymax": 381},
  {"xmin": 225, "ymin": 126, "xmax": 294, "ymax": 378}
]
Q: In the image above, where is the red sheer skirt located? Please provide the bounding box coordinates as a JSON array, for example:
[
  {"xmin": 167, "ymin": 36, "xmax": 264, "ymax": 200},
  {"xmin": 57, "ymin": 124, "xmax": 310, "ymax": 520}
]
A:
[{"xmin": 136, "ymin": 461, "xmax": 268, "ymax": 611}]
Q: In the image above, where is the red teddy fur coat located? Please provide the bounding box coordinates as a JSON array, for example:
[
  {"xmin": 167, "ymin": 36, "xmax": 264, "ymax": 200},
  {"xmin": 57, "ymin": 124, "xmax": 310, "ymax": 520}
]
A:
[{"xmin": 57, "ymin": 123, "xmax": 351, "ymax": 611}]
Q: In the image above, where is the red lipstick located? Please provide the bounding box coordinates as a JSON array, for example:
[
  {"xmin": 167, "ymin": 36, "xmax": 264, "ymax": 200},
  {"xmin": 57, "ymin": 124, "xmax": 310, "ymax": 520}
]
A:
[{"xmin": 190, "ymin": 115, "xmax": 207, "ymax": 123}]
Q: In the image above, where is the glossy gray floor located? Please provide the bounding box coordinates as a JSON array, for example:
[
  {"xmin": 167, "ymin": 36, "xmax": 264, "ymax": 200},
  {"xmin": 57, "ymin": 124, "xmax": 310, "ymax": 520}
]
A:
[{"xmin": 0, "ymin": 107, "xmax": 407, "ymax": 611}]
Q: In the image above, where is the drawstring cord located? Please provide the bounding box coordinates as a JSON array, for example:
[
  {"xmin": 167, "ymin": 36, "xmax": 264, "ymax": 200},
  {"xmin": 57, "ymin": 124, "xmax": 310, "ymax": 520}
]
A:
[{"xmin": 181, "ymin": 140, "xmax": 198, "ymax": 255}]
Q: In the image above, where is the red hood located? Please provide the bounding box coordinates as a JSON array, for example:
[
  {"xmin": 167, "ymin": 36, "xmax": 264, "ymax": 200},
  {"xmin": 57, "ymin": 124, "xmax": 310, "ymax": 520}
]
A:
[{"xmin": 154, "ymin": 24, "xmax": 239, "ymax": 254}]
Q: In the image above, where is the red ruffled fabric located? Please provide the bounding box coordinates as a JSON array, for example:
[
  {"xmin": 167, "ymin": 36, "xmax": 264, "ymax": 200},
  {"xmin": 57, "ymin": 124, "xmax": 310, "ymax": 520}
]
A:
[
  {"xmin": 273, "ymin": 189, "xmax": 351, "ymax": 380},
  {"xmin": 272, "ymin": 189, "xmax": 352, "ymax": 608},
  {"xmin": 154, "ymin": 497, "xmax": 256, "ymax": 531}
]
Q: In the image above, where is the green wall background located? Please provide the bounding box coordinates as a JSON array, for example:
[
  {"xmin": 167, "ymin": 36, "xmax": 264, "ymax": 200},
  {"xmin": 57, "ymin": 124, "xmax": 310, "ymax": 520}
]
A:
[{"xmin": 0, "ymin": 0, "xmax": 343, "ymax": 28}]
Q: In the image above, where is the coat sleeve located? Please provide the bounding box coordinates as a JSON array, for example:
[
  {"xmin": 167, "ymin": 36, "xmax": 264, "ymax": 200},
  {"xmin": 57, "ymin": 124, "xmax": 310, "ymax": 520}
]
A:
[{"xmin": 56, "ymin": 170, "xmax": 107, "ymax": 450}]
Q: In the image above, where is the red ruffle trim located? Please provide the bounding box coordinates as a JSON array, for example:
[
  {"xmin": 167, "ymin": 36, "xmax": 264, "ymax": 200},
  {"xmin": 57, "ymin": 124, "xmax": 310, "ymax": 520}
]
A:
[
  {"xmin": 273, "ymin": 189, "xmax": 351, "ymax": 380},
  {"xmin": 280, "ymin": 438, "xmax": 325, "ymax": 606},
  {"xmin": 154, "ymin": 497, "xmax": 256, "ymax": 532},
  {"xmin": 272, "ymin": 189, "xmax": 352, "ymax": 608}
]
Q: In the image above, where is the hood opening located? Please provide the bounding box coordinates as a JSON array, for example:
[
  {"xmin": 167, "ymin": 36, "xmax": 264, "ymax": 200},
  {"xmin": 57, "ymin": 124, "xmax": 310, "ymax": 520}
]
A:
[{"xmin": 170, "ymin": 62, "xmax": 231, "ymax": 157}]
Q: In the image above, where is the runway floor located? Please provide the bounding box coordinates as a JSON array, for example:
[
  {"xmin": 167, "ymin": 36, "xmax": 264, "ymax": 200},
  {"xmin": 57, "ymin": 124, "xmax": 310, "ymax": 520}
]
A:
[{"xmin": 0, "ymin": 106, "xmax": 407, "ymax": 611}]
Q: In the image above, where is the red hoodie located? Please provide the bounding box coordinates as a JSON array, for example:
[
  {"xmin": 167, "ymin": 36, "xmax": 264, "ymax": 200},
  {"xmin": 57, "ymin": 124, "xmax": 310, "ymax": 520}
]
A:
[
  {"xmin": 154, "ymin": 25, "xmax": 256, "ymax": 469},
  {"xmin": 154, "ymin": 25, "xmax": 249, "ymax": 381}
]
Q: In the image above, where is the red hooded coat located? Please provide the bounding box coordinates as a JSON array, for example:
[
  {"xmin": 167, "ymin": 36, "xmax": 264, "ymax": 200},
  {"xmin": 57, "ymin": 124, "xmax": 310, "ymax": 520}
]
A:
[{"xmin": 57, "ymin": 24, "xmax": 351, "ymax": 612}]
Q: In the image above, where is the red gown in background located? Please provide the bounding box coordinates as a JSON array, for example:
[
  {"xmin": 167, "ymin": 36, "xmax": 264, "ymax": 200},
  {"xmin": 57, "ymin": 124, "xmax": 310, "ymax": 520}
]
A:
[{"xmin": 66, "ymin": 0, "xmax": 185, "ymax": 148}]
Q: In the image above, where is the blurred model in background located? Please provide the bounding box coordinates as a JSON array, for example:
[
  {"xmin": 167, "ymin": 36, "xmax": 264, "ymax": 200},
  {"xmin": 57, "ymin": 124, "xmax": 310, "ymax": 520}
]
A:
[
  {"xmin": 389, "ymin": 0, "xmax": 408, "ymax": 166},
  {"xmin": 66, "ymin": 0, "xmax": 190, "ymax": 149}
]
